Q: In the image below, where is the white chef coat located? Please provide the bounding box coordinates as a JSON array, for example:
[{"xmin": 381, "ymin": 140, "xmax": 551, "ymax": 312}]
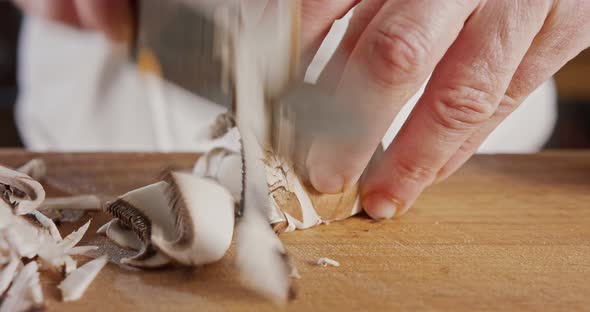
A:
[{"xmin": 16, "ymin": 12, "xmax": 556, "ymax": 153}]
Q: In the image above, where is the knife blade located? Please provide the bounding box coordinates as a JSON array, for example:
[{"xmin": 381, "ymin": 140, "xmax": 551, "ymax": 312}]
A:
[{"xmin": 131, "ymin": 0, "xmax": 235, "ymax": 108}]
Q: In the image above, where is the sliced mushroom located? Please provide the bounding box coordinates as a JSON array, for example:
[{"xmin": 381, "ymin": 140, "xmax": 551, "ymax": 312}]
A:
[
  {"xmin": 0, "ymin": 261, "xmax": 43, "ymax": 312},
  {"xmin": 28, "ymin": 210, "xmax": 62, "ymax": 241},
  {"xmin": 0, "ymin": 181, "xmax": 105, "ymax": 310},
  {"xmin": 0, "ymin": 166, "xmax": 46, "ymax": 215},
  {"xmin": 152, "ymin": 172, "xmax": 235, "ymax": 266},
  {"xmin": 0, "ymin": 256, "xmax": 20, "ymax": 294},
  {"xmin": 59, "ymin": 220, "xmax": 91, "ymax": 251},
  {"xmin": 104, "ymin": 182, "xmax": 173, "ymax": 268},
  {"xmin": 316, "ymin": 257, "xmax": 340, "ymax": 267},
  {"xmin": 64, "ymin": 256, "xmax": 77, "ymax": 275},
  {"xmin": 96, "ymin": 220, "xmax": 111, "ymax": 235},
  {"xmin": 3, "ymin": 219, "xmax": 41, "ymax": 259},
  {"xmin": 0, "ymin": 202, "xmax": 14, "ymax": 230},
  {"xmin": 67, "ymin": 246, "xmax": 99, "ymax": 256},
  {"xmin": 37, "ymin": 220, "xmax": 91, "ymax": 270},
  {"xmin": 103, "ymin": 218, "xmax": 170, "ymax": 269},
  {"xmin": 120, "ymin": 252, "xmax": 171, "ymax": 269},
  {"xmin": 58, "ymin": 256, "xmax": 108, "ymax": 302},
  {"xmin": 40, "ymin": 195, "xmax": 102, "ymax": 212},
  {"xmin": 194, "ymin": 148, "xmax": 362, "ymax": 234},
  {"xmin": 105, "ymin": 219, "xmax": 143, "ymax": 251},
  {"xmin": 236, "ymin": 211, "xmax": 297, "ymax": 303},
  {"xmin": 16, "ymin": 159, "xmax": 47, "ymax": 181},
  {"xmin": 228, "ymin": 3, "xmax": 301, "ymax": 302},
  {"xmin": 193, "ymin": 147, "xmax": 243, "ymax": 202},
  {"xmin": 209, "ymin": 111, "xmax": 236, "ymax": 139}
]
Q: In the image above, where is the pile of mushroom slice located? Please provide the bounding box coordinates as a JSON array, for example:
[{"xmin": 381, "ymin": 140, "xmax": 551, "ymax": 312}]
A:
[
  {"xmin": 193, "ymin": 148, "xmax": 362, "ymax": 233},
  {"xmin": 101, "ymin": 171, "xmax": 235, "ymax": 269},
  {"xmin": 1, "ymin": 162, "xmax": 106, "ymax": 311}
]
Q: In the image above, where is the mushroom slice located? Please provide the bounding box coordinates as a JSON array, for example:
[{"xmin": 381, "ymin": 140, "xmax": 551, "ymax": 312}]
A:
[
  {"xmin": 316, "ymin": 258, "xmax": 340, "ymax": 267},
  {"xmin": 67, "ymin": 246, "xmax": 99, "ymax": 256},
  {"xmin": 96, "ymin": 220, "xmax": 112, "ymax": 235},
  {"xmin": 40, "ymin": 195, "xmax": 102, "ymax": 212},
  {"xmin": 16, "ymin": 159, "xmax": 47, "ymax": 181},
  {"xmin": 230, "ymin": 7, "xmax": 299, "ymax": 301},
  {"xmin": 64, "ymin": 256, "xmax": 77, "ymax": 275},
  {"xmin": 58, "ymin": 256, "xmax": 108, "ymax": 302},
  {"xmin": 0, "ymin": 256, "xmax": 20, "ymax": 294},
  {"xmin": 4, "ymin": 220, "xmax": 40, "ymax": 259},
  {"xmin": 152, "ymin": 172, "xmax": 235, "ymax": 266},
  {"xmin": 193, "ymin": 148, "xmax": 243, "ymax": 202},
  {"xmin": 236, "ymin": 211, "xmax": 297, "ymax": 303},
  {"xmin": 120, "ymin": 252, "xmax": 171, "ymax": 269},
  {"xmin": 37, "ymin": 220, "xmax": 91, "ymax": 270},
  {"xmin": 0, "ymin": 203, "xmax": 14, "ymax": 230},
  {"xmin": 105, "ymin": 219, "xmax": 143, "ymax": 251},
  {"xmin": 193, "ymin": 148, "xmax": 363, "ymax": 234},
  {"xmin": 28, "ymin": 210, "xmax": 62, "ymax": 241},
  {"xmin": 59, "ymin": 220, "xmax": 91, "ymax": 251},
  {"xmin": 0, "ymin": 166, "xmax": 46, "ymax": 215},
  {"xmin": 0, "ymin": 261, "xmax": 43, "ymax": 312},
  {"xmin": 104, "ymin": 182, "xmax": 174, "ymax": 268}
]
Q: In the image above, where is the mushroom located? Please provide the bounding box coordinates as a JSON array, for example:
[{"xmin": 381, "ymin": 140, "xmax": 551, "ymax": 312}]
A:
[
  {"xmin": 16, "ymin": 159, "xmax": 47, "ymax": 181},
  {"xmin": 0, "ymin": 164, "xmax": 104, "ymax": 310},
  {"xmin": 0, "ymin": 166, "xmax": 46, "ymax": 216},
  {"xmin": 3, "ymin": 217, "xmax": 41, "ymax": 259},
  {"xmin": 37, "ymin": 220, "xmax": 91, "ymax": 270},
  {"xmin": 0, "ymin": 261, "xmax": 43, "ymax": 312},
  {"xmin": 102, "ymin": 219, "xmax": 144, "ymax": 251},
  {"xmin": 193, "ymin": 148, "xmax": 363, "ymax": 234},
  {"xmin": 28, "ymin": 210, "xmax": 62, "ymax": 241},
  {"xmin": 58, "ymin": 256, "xmax": 108, "ymax": 302},
  {"xmin": 103, "ymin": 182, "xmax": 173, "ymax": 268},
  {"xmin": 229, "ymin": 3, "xmax": 301, "ymax": 301},
  {"xmin": 193, "ymin": 147, "xmax": 243, "ymax": 202},
  {"xmin": 316, "ymin": 257, "xmax": 340, "ymax": 267},
  {"xmin": 103, "ymin": 175, "xmax": 235, "ymax": 268},
  {"xmin": 0, "ymin": 256, "xmax": 20, "ymax": 294},
  {"xmin": 152, "ymin": 172, "xmax": 235, "ymax": 266},
  {"xmin": 40, "ymin": 195, "xmax": 102, "ymax": 212},
  {"xmin": 67, "ymin": 246, "xmax": 99, "ymax": 256}
]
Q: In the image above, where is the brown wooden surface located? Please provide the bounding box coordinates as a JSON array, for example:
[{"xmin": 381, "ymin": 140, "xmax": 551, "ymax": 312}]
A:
[{"xmin": 1, "ymin": 150, "xmax": 589, "ymax": 311}]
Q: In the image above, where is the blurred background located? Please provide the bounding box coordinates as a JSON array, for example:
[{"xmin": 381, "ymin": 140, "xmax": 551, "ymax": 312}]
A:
[{"xmin": 0, "ymin": 2, "xmax": 589, "ymax": 149}]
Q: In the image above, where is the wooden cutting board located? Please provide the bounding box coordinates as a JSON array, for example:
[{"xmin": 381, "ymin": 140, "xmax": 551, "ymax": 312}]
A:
[{"xmin": 1, "ymin": 150, "xmax": 589, "ymax": 311}]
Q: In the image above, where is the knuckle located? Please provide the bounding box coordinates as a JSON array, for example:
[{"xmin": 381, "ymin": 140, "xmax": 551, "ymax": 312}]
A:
[
  {"xmin": 431, "ymin": 83, "xmax": 500, "ymax": 132},
  {"xmin": 494, "ymin": 95, "xmax": 520, "ymax": 116},
  {"xmin": 367, "ymin": 17, "xmax": 431, "ymax": 87},
  {"xmin": 394, "ymin": 158, "xmax": 437, "ymax": 185}
]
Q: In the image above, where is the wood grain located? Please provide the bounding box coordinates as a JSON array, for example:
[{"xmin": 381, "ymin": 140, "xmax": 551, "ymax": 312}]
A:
[{"xmin": 1, "ymin": 150, "xmax": 589, "ymax": 311}]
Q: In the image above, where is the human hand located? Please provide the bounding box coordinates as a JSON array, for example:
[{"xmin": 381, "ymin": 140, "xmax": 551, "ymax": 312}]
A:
[
  {"xmin": 300, "ymin": 0, "xmax": 590, "ymax": 219},
  {"xmin": 12, "ymin": 0, "xmax": 132, "ymax": 42}
]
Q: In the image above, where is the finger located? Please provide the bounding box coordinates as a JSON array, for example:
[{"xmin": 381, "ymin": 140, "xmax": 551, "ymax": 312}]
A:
[
  {"xmin": 300, "ymin": 0, "xmax": 360, "ymax": 66},
  {"xmin": 361, "ymin": 0, "xmax": 552, "ymax": 219},
  {"xmin": 13, "ymin": 0, "xmax": 81, "ymax": 27},
  {"xmin": 437, "ymin": 1, "xmax": 590, "ymax": 181},
  {"xmin": 318, "ymin": 0, "xmax": 387, "ymax": 90},
  {"xmin": 307, "ymin": 0, "xmax": 478, "ymax": 194},
  {"xmin": 73, "ymin": 0, "xmax": 132, "ymax": 42}
]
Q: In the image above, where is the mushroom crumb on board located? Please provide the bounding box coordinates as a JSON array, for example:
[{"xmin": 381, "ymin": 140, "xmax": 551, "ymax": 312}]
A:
[{"xmin": 316, "ymin": 258, "xmax": 341, "ymax": 268}]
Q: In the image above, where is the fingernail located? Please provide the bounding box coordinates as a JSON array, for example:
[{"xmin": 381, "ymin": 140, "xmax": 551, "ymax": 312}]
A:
[
  {"xmin": 362, "ymin": 193, "xmax": 399, "ymax": 220},
  {"xmin": 309, "ymin": 165, "xmax": 345, "ymax": 194}
]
